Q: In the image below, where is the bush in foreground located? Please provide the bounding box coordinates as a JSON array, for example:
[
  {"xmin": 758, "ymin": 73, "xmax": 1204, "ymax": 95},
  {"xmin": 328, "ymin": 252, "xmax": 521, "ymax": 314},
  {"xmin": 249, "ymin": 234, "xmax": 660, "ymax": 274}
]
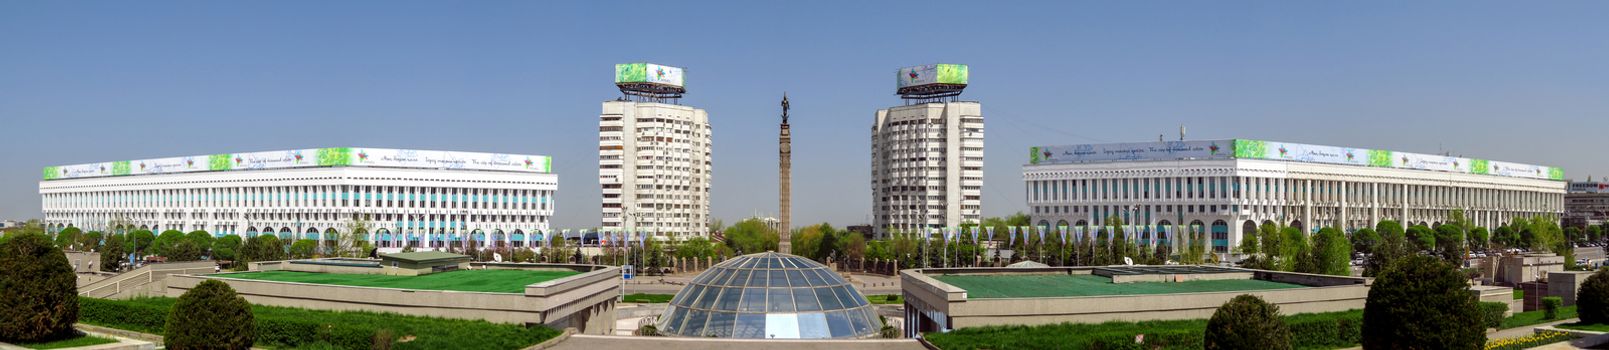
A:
[
  {"xmin": 0, "ymin": 232, "xmax": 79, "ymax": 342},
  {"xmin": 165, "ymin": 280, "xmax": 254, "ymax": 350},
  {"xmin": 1578, "ymin": 269, "xmax": 1609, "ymax": 324},
  {"xmin": 1479, "ymin": 301, "xmax": 1509, "ymax": 328},
  {"xmin": 1205, "ymin": 295, "xmax": 1290, "ymax": 350},
  {"xmin": 1543, "ymin": 296, "xmax": 1563, "ymax": 320},
  {"xmin": 1362, "ymin": 255, "xmax": 1484, "ymax": 350}
]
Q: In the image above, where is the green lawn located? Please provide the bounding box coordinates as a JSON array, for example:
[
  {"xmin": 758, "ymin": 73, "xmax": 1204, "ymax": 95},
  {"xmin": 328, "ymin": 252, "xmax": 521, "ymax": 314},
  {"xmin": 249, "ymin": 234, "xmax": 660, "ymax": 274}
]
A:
[
  {"xmin": 623, "ymin": 293, "xmax": 673, "ymax": 303},
  {"xmin": 866, "ymin": 294, "xmax": 903, "ymax": 304},
  {"xmin": 1501, "ymin": 305, "xmax": 1577, "ymax": 329},
  {"xmin": 219, "ymin": 269, "xmax": 580, "ymax": 293},
  {"xmin": 933, "ymin": 274, "xmax": 1304, "ymax": 299},
  {"xmin": 13, "ymin": 334, "xmax": 117, "ymax": 349},
  {"xmin": 1514, "ymin": 289, "xmax": 1525, "ymax": 300},
  {"xmin": 79, "ymin": 297, "xmax": 559, "ymax": 350},
  {"xmin": 1558, "ymin": 322, "xmax": 1609, "ymax": 332}
]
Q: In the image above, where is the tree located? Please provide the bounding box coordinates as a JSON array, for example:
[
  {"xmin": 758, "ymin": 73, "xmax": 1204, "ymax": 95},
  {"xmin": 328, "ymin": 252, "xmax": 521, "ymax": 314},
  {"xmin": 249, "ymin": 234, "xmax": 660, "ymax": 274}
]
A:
[
  {"xmin": 53, "ymin": 226, "xmax": 81, "ymax": 250},
  {"xmin": 184, "ymin": 231, "xmax": 214, "ymax": 258},
  {"xmin": 1310, "ymin": 227, "xmax": 1352, "ymax": 276},
  {"xmin": 100, "ymin": 234, "xmax": 128, "ymax": 272},
  {"xmin": 212, "ymin": 235, "xmax": 243, "ymax": 264},
  {"xmin": 1407, "ymin": 225, "xmax": 1436, "ymax": 253},
  {"xmin": 1364, "ymin": 221, "xmax": 1408, "ymax": 278},
  {"xmin": 1492, "ymin": 226, "xmax": 1519, "ymax": 250},
  {"xmin": 129, "ymin": 230, "xmax": 155, "ymax": 260},
  {"xmin": 676, "ymin": 237, "xmax": 716, "ymax": 259},
  {"xmin": 723, "ymin": 219, "xmax": 779, "ymax": 254},
  {"xmin": 0, "ymin": 232, "xmax": 79, "ymax": 342},
  {"xmin": 1362, "ymin": 255, "xmax": 1485, "ymax": 349},
  {"xmin": 79, "ymin": 231, "xmax": 105, "ymax": 252},
  {"xmin": 1467, "ymin": 227, "xmax": 1490, "ymax": 253},
  {"xmin": 165, "ymin": 280, "xmax": 254, "ymax": 350},
  {"xmin": 166, "ymin": 239, "xmax": 204, "ymax": 262},
  {"xmin": 152, "ymin": 229, "xmax": 186, "ymax": 257},
  {"xmin": 1350, "ymin": 228, "xmax": 1379, "ymax": 256},
  {"xmin": 1577, "ymin": 269, "xmax": 1609, "ymax": 324},
  {"xmin": 240, "ymin": 235, "xmax": 284, "ymax": 264},
  {"xmin": 1434, "ymin": 224, "xmax": 1465, "ymax": 263},
  {"xmin": 1205, "ymin": 294, "xmax": 1291, "ymax": 350},
  {"xmin": 288, "ymin": 239, "xmax": 318, "ymax": 259},
  {"xmin": 1238, "ymin": 227, "xmax": 1261, "ymax": 256}
]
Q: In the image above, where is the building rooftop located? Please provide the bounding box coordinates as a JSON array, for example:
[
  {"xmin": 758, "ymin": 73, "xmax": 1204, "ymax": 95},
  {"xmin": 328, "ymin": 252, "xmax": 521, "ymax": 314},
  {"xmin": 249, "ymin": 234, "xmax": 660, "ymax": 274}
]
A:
[
  {"xmin": 1027, "ymin": 138, "xmax": 1563, "ymax": 181},
  {"xmin": 218, "ymin": 269, "xmax": 577, "ymax": 293},
  {"xmin": 43, "ymin": 147, "xmax": 552, "ymax": 181}
]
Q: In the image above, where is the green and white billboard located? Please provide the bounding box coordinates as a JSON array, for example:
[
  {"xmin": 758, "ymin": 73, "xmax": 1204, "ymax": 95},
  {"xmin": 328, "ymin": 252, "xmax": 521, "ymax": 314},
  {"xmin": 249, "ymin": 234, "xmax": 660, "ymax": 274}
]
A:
[
  {"xmin": 1035, "ymin": 138, "xmax": 1563, "ymax": 181},
  {"xmin": 897, "ymin": 63, "xmax": 968, "ymax": 88},
  {"xmin": 44, "ymin": 148, "xmax": 553, "ymax": 180},
  {"xmin": 615, "ymin": 63, "xmax": 684, "ymax": 88}
]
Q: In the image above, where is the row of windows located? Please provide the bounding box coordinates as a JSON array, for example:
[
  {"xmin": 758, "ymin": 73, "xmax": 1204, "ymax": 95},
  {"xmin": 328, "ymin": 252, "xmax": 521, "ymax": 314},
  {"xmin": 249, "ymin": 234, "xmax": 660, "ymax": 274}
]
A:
[
  {"xmin": 44, "ymin": 185, "xmax": 554, "ymax": 212},
  {"xmin": 1027, "ymin": 176, "xmax": 1563, "ymax": 212}
]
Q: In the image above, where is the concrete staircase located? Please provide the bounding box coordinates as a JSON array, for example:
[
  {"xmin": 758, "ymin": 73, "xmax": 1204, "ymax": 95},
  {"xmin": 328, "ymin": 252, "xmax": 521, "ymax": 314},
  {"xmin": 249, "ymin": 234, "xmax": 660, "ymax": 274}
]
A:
[{"xmin": 78, "ymin": 261, "xmax": 217, "ymax": 299}]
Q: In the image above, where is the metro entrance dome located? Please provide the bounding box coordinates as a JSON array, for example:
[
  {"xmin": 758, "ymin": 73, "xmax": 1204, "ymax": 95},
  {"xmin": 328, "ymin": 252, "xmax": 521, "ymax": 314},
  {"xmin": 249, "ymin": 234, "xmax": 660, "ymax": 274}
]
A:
[{"xmin": 656, "ymin": 252, "xmax": 883, "ymax": 339}]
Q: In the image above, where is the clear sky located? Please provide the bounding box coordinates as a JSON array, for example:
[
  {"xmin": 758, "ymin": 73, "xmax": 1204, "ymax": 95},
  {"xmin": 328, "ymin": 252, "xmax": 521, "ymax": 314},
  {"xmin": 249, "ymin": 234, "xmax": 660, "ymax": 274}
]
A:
[{"xmin": 2, "ymin": 1, "xmax": 1606, "ymax": 229}]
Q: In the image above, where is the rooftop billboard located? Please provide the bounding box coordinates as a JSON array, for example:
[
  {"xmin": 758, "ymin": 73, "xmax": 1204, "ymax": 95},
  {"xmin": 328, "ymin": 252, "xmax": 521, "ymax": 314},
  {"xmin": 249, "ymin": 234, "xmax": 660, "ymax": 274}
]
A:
[
  {"xmin": 1030, "ymin": 139, "xmax": 1562, "ymax": 181},
  {"xmin": 897, "ymin": 64, "xmax": 968, "ymax": 89},
  {"xmin": 615, "ymin": 63, "xmax": 685, "ymax": 88},
  {"xmin": 43, "ymin": 148, "xmax": 552, "ymax": 181}
]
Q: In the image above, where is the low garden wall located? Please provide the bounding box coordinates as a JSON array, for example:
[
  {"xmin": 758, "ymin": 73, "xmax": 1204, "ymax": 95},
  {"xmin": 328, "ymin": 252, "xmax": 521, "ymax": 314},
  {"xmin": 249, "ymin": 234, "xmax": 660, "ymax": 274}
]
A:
[{"xmin": 168, "ymin": 263, "xmax": 622, "ymax": 335}]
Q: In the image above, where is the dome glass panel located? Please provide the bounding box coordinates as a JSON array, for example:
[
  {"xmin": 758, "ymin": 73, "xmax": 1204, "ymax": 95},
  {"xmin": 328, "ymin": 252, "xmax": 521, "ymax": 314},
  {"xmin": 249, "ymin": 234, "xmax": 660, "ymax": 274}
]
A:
[{"xmin": 657, "ymin": 252, "xmax": 884, "ymax": 339}]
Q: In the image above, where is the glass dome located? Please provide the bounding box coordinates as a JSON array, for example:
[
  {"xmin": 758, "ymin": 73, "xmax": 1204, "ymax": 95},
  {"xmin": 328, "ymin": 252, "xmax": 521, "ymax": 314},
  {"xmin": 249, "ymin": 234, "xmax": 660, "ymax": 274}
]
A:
[{"xmin": 656, "ymin": 252, "xmax": 883, "ymax": 339}]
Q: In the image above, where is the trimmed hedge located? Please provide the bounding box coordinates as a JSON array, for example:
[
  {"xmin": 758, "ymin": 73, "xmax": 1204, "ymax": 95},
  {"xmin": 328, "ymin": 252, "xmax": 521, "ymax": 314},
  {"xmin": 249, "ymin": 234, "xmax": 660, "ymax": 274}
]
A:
[
  {"xmin": 924, "ymin": 309, "xmax": 1362, "ymax": 350},
  {"xmin": 79, "ymin": 297, "xmax": 559, "ymax": 350},
  {"xmin": 1362, "ymin": 255, "xmax": 1485, "ymax": 350},
  {"xmin": 1543, "ymin": 297, "xmax": 1563, "ymax": 320},
  {"xmin": 1479, "ymin": 302, "xmax": 1509, "ymax": 328}
]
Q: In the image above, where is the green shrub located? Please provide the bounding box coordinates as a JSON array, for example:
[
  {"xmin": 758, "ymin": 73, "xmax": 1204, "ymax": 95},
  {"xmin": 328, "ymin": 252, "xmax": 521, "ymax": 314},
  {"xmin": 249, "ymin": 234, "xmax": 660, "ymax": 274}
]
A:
[
  {"xmin": 1479, "ymin": 301, "xmax": 1509, "ymax": 328},
  {"xmin": 1543, "ymin": 296, "xmax": 1563, "ymax": 320},
  {"xmin": 165, "ymin": 280, "xmax": 254, "ymax": 350},
  {"xmin": 1578, "ymin": 269, "xmax": 1609, "ymax": 324},
  {"xmin": 1362, "ymin": 255, "xmax": 1485, "ymax": 349},
  {"xmin": 0, "ymin": 232, "xmax": 79, "ymax": 342},
  {"xmin": 1286, "ymin": 310, "xmax": 1363, "ymax": 348},
  {"xmin": 637, "ymin": 324, "xmax": 658, "ymax": 336},
  {"xmin": 1205, "ymin": 295, "xmax": 1290, "ymax": 350}
]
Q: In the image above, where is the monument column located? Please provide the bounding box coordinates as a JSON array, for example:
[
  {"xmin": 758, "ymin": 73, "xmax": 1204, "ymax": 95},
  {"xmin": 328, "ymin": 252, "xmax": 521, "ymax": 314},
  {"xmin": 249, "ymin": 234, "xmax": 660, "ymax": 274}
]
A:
[{"xmin": 779, "ymin": 94, "xmax": 793, "ymax": 254}]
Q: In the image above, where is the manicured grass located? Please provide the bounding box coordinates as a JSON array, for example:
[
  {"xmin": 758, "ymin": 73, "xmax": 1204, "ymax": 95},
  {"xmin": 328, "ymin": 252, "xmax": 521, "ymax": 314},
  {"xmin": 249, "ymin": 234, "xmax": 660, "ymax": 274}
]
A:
[
  {"xmin": 1557, "ymin": 322, "xmax": 1609, "ymax": 332},
  {"xmin": 1514, "ymin": 289, "xmax": 1525, "ymax": 300},
  {"xmin": 1501, "ymin": 305, "xmax": 1577, "ymax": 329},
  {"xmin": 623, "ymin": 293, "xmax": 673, "ymax": 303},
  {"xmin": 79, "ymin": 297, "xmax": 559, "ymax": 350},
  {"xmin": 924, "ymin": 309, "xmax": 1363, "ymax": 350},
  {"xmin": 13, "ymin": 334, "xmax": 117, "ymax": 349},
  {"xmin": 866, "ymin": 294, "xmax": 903, "ymax": 304},
  {"xmin": 933, "ymin": 274, "xmax": 1304, "ymax": 299},
  {"xmin": 219, "ymin": 269, "xmax": 579, "ymax": 293}
]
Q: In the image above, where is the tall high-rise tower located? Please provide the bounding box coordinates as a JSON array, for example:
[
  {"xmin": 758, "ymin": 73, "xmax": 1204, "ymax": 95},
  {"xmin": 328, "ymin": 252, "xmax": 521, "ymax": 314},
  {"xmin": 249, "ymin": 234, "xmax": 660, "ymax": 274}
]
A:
[
  {"xmin": 778, "ymin": 94, "xmax": 793, "ymax": 253},
  {"xmin": 601, "ymin": 63, "xmax": 713, "ymax": 239},
  {"xmin": 871, "ymin": 64, "xmax": 983, "ymax": 238}
]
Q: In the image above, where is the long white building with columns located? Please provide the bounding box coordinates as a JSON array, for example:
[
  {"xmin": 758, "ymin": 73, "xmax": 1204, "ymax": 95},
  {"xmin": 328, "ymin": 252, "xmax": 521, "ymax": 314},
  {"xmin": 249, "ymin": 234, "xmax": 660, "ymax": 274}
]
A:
[
  {"xmin": 39, "ymin": 147, "xmax": 556, "ymax": 252},
  {"xmin": 1023, "ymin": 139, "xmax": 1566, "ymax": 253}
]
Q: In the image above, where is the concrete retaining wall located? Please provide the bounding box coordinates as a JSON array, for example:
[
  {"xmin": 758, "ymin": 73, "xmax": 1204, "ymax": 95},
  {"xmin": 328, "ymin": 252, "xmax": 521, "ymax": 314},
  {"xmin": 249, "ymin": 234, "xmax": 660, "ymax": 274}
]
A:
[
  {"xmin": 902, "ymin": 265, "xmax": 1371, "ymax": 333},
  {"xmin": 168, "ymin": 263, "xmax": 622, "ymax": 334}
]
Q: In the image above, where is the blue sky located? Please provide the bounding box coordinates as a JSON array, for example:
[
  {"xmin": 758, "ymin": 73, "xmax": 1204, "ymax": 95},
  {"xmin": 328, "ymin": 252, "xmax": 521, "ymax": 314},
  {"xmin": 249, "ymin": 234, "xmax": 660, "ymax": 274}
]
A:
[{"xmin": 2, "ymin": 1, "xmax": 1606, "ymax": 229}]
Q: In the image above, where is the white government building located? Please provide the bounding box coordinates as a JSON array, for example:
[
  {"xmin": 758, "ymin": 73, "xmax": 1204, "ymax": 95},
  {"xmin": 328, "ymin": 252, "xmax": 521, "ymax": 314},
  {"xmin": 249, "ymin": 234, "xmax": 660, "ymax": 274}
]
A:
[
  {"xmin": 39, "ymin": 147, "xmax": 557, "ymax": 251},
  {"xmin": 1023, "ymin": 139, "xmax": 1566, "ymax": 253}
]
